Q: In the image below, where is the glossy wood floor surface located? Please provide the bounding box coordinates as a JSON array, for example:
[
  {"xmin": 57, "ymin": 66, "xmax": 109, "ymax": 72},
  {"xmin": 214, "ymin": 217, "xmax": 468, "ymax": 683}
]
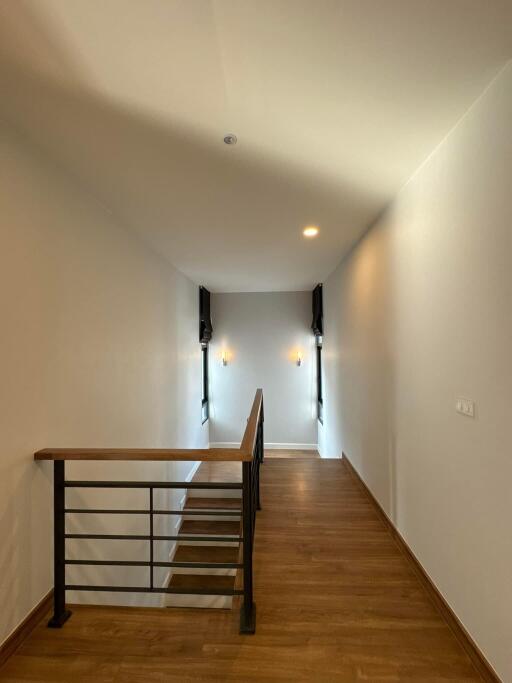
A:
[
  {"xmin": 265, "ymin": 448, "xmax": 320, "ymax": 459},
  {"xmin": 190, "ymin": 450, "xmax": 321, "ymax": 485},
  {"xmin": 0, "ymin": 459, "xmax": 482, "ymax": 682}
]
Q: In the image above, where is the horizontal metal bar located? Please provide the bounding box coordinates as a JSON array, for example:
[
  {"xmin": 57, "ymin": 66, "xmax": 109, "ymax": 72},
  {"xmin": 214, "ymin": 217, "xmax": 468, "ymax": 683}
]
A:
[
  {"xmin": 65, "ymin": 509, "xmax": 147, "ymax": 515},
  {"xmin": 153, "ymin": 509, "xmax": 241, "ymax": 517},
  {"xmin": 64, "ymin": 481, "xmax": 242, "ymax": 489},
  {"xmin": 158, "ymin": 534, "xmax": 243, "ymax": 543},
  {"xmin": 155, "ymin": 561, "xmax": 242, "ymax": 569},
  {"xmin": 64, "ymin": 508, "xmax": 240, "ymax": 517},
  {"xmin": 66, "ymin": 559, "xmax": 150, "ymax": 566},
  {"xmin": 65, "ymin": 533, "xmax": 243, "ymax": 543},
  {"xmin": 65, "ymin": 585, "xmax": 243, "ymax": 596},
  {"xmin": 65, "ymin": 559, "xmax": 243, "ymax": 569},
  {"xmin": 65, "ymin": 533, "xmax": 149, "ymax": 540}
]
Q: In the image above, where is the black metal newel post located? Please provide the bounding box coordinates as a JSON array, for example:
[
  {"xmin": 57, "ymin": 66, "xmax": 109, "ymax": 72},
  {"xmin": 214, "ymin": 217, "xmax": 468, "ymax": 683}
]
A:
[
  {"xmin": 48, "ymin": 460, "xmax": 72, "ymax": 627},
  {"xmin": 261, "ymin": 399, "xmax": 265, "ymax": 463},
  {"xmin": 240, "ymin": 461, "xmax": 256, "ymax": 634},
  {"xmin": 149, "ymin": 487, "xmax": 154, "ymax": 591},
  {"xmin": 256, "ymin": 418, "xmax": 262, "ymax": 511}
]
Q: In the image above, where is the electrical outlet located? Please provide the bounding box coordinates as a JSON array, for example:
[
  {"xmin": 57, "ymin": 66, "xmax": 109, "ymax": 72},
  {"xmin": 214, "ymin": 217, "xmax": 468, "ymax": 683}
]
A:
[{"xmin": 456, "ymin": 397, "xmax": 475, "ymax": 418}]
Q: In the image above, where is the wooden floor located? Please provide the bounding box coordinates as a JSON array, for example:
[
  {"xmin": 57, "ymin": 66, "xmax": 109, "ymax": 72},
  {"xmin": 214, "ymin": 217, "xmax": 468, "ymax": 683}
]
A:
[
  {"xmin": 191, "ymin": 450, "xmax": 320, "ymax": 484},
  {"xmin": 0, "ymin": 459, "xmax": 482, "ymax": 682},
  {"xmin": 191, "ymin": 459, "xmax": 241, "ymax": 482},
  {"xmin": 265, "ymin": 448, "xmax": 320, "ymax": 459}
]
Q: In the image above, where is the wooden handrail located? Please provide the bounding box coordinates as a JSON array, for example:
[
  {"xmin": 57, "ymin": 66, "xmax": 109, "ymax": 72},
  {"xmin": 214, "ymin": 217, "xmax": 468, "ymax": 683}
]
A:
[
  {"xmin": 34, "ymin": 389, "xmax": 263, "ymax": 462},
  {"xmin": 240, "ymin": 388, "xmax": 263, "ymax": 458},
  {"xmin": 34, "ymin": 448, "xmax": 246, "ymax": 462}
]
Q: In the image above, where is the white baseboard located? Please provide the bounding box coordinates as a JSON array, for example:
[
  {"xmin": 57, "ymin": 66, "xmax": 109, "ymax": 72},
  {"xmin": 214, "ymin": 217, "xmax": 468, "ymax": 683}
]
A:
[{"xmin": 209, "ymin": 442, "xmax": 317, "ymax": 451}]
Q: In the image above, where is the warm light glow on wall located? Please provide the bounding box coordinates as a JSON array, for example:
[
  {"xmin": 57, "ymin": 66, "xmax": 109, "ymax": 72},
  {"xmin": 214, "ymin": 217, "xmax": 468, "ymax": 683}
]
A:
[
  {"xmin": 288, "ymin": 349, "xmax": 304, "ymax": 366},
  {"xmin": 221, "ymin": 350, "xmax": 228, "ymax": 366}
]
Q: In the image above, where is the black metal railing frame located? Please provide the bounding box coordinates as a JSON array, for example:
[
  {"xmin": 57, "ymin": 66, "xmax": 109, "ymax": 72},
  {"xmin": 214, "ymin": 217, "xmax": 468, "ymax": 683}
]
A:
[
  {"xmin": 240, "ymin": 398, "xmax": 264, "ymax": 633},
  {"xmin": 47, "ymin": 400, "xmax": 264, "ymax": 635}
]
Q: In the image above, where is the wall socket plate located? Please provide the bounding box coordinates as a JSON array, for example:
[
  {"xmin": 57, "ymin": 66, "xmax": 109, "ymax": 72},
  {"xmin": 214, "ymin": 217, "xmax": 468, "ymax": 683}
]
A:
[{"xmin": 456, "ymin": 397, "xmax": 475, "ymax": 418}]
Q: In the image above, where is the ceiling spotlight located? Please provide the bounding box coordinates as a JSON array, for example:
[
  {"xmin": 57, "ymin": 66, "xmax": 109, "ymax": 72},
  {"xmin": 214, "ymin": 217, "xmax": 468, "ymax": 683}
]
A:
[
  {"xmin": 223, "ymin": 133, "xmax": 237, "ymax": 145},
  {"xmin": 303, "ymin": 226, "xmax": 319, "ymax": 238}
]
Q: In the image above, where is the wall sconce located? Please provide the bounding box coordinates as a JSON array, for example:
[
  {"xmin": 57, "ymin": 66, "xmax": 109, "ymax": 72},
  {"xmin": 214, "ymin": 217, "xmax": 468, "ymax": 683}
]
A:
[
  {"xmin": 221, "ymin": 350, "xmax": 228, "ymax": 366},
  {"xmin": 296, "ymin": 351, "xmax": 302, "ymax": 367}
]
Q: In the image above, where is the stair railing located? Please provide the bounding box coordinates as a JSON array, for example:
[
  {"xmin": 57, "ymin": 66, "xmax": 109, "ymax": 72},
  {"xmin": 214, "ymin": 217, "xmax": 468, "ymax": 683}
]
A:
[{"xmin": 34, "ymin": 388, "xmax": 264, "ymax": 634}]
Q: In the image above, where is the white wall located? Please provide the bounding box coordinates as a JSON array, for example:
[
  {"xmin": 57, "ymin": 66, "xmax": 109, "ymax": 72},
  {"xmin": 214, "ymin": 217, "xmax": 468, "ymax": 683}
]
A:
[
  {"xmin": 209, "ymin": 292, "xmax": 317, "ymax": 448},
  {"xmin": 320, "ymin": 62, "xmax": 512, "ymax": 681},
  {"xmin": 0, "ymin": 121, "xmax": 208, "ymax": 644}
]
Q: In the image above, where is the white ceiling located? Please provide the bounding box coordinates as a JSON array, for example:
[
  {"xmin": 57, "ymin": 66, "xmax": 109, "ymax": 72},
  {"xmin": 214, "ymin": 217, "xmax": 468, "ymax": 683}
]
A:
[{"xmin": 0, "ymin": 0, "xmax": 511, "ymax": 291}]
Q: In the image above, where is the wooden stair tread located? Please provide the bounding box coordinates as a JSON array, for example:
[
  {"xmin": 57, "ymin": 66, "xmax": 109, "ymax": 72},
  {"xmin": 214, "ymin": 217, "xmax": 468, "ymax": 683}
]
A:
[
  {"xmin": 174, "ymin": 545, "xmax": 239, "ymax": 564},
  {"xmin": 179, "ymin": 520, "xmax": 240, "ymax": 536},
  {"xmin": 168, "ymin": 574, "xmax": 235, "ymax": 591},
  {"xmin": 184, "ymin": 497, "xmax": 241, "ymax": 511}
]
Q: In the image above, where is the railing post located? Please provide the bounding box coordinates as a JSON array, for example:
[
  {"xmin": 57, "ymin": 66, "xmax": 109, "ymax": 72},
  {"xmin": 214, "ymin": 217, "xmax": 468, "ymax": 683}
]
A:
[
  {"xmin": 48, "ymin": 460, "xmax": 72, "ymax": 627},
  {"xmin": 149, "ymin": 487, "xmax": 154, "ymax": 591},
  {"xmin": 240, "ymin": 461, "xmax": 256, "ymax": 634},
  {"xmin": 256, "ymin": 415, "xmax": 263, "ymax": 511},
  {"xmin": 260, "ymin": 398, "xmax": 264, "ymax": 463}
]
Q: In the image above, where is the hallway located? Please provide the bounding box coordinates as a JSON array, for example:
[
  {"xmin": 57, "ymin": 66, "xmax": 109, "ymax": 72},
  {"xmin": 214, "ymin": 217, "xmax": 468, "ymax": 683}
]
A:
[{"xmin": 0, "ymin": 458, "xmax": 481, "ymax": 682}]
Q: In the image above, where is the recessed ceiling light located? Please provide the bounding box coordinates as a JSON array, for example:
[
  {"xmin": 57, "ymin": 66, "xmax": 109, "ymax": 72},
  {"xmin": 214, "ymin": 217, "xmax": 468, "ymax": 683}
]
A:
[
  {"xmin": 303, "ymin": 226, "xmax": 319, "ymax": 238},
  {"xmin": 224, "ymin": 133, "xmax": 237, "ymax": 145}
]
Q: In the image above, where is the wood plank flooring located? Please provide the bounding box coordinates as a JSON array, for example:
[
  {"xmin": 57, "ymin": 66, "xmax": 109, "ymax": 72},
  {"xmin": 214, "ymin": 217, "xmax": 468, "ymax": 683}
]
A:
[
  {"xmin": 265, "ymin": 448, "xmax": 320, "ymax": 459},
  {"xmin": 0, "ymin": 459, "xmax": 482, "ymax": 682},
  {"xmin": 192, "ymin": 459, "xmax": 241, "ymax": 483},
  {"xmin": 190, "ymin": 451, "xmax": 320, "ymax": 487}
]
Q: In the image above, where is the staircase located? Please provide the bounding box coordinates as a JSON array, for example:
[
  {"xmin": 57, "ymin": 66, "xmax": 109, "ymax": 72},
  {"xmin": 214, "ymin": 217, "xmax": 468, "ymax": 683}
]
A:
[{"xmin": 166, "ymin": 488, "xmax": 242, "ymax": 609}]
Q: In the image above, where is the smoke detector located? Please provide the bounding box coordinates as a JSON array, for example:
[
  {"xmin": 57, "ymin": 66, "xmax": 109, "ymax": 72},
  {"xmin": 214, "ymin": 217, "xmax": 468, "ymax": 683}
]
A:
[{"xmin": 223, "ymin": 133, "xmax": 237, "ymax": 145}]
